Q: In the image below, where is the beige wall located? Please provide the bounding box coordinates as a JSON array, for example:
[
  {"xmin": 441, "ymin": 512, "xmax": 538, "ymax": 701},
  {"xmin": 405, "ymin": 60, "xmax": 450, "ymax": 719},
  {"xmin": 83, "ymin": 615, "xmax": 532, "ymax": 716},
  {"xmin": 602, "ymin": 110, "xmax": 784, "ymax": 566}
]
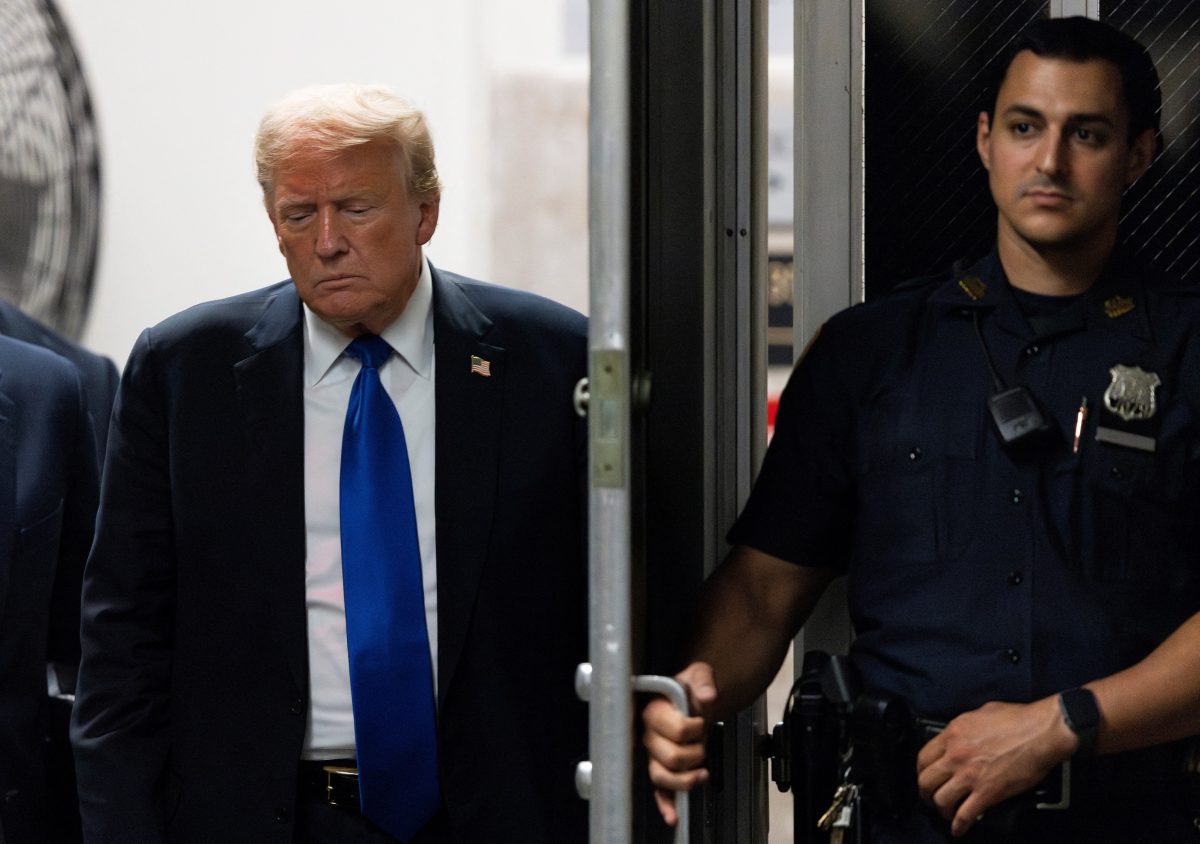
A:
[{"xmin": 54, "ymin": 0, "xmax": 589, "ymax": 366}]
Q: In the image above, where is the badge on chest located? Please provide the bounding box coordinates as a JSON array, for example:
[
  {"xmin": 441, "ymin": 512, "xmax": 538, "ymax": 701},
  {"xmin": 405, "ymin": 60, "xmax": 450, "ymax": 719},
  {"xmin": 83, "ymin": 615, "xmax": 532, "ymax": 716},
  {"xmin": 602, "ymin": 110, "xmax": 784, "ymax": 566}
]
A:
[{"xmin": 1096, "ymin": 364, "xmax": 1161, "ymax": 452}]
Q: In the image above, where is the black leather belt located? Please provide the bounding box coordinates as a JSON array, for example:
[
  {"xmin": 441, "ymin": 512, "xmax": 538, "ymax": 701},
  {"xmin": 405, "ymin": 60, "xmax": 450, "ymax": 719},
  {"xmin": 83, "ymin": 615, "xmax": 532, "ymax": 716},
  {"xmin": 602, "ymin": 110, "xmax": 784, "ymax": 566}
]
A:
[{"xmin": 298, "ymin": 759, "xmax": 360, "ymax": 813}]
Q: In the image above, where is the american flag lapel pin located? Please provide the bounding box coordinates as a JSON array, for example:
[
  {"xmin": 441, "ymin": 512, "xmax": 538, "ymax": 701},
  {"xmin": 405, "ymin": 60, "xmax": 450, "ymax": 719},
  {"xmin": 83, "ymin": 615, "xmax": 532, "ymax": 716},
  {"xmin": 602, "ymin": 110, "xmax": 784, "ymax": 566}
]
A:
[{"xmin": 470, "ymin": 354, "xmax": 492, "ymax": 377}]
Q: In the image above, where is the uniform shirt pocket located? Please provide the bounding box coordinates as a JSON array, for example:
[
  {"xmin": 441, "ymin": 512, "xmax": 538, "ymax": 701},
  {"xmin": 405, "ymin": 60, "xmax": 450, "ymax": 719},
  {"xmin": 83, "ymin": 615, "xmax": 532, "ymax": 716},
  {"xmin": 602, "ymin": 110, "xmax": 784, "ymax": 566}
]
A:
[
  {"xmin": 1081, "ymin": 399, "xmax": 1199, "ymax": 587},
  {"xmin": 853, "ymin": 390, "xmax": 981, "ymax": 566}
]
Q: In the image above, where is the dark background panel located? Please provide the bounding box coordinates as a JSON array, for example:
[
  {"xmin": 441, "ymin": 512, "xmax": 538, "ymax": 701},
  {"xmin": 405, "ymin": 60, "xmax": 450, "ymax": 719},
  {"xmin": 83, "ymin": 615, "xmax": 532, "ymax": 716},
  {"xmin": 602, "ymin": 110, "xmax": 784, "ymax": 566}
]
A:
[
  {"xmin": 631, "ymin": 0, "xmax": 714, "ymax": 838},
  {"xmin": 1105, "ymin": 0, "xmax": 1200, "ymax": 279},
  {"xmin": 864, "ymin": 1, "xmax": 1200, "ymax": 297},
  {"xmin": 864, "ymin": 0, "xmax": 1048, "ymax": 297}
]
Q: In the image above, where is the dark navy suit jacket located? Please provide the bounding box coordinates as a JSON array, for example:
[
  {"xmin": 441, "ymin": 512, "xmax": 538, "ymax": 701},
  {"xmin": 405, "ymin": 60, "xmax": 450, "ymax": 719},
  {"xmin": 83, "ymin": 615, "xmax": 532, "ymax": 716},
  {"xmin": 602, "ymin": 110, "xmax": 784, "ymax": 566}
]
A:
[
  {"xmin": 0, "ymin": 336, "xmax": 98, "ymax": 843},
  {"xmin": 72, "ymin": 268, "xmax": 589, "ymax": 843},
  {"xmin": 0, "ymin": 301, "xmax": 120, "ymax": 467}
]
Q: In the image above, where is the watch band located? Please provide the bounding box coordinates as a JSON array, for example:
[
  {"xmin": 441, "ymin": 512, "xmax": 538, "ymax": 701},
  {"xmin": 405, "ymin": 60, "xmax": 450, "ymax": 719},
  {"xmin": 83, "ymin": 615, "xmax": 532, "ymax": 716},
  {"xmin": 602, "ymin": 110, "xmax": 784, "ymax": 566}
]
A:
[{"xmin": 1058, "ymin": 687, "xmax": 1100, "ymax": 757}]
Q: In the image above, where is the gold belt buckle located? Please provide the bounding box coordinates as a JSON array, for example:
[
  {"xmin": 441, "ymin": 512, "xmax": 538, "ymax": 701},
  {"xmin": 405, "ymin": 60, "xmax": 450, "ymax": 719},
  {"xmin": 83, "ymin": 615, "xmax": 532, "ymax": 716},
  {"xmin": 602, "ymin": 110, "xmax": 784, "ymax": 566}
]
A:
[{"xmin": 321, "ymin": 764, "xmax": 359, "ymax": 807}]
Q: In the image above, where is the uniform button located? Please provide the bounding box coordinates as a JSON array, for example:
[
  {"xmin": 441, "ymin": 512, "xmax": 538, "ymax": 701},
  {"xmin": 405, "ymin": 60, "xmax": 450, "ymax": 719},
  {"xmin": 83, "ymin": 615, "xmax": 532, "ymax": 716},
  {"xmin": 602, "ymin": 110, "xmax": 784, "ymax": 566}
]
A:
[
  {"xmin": 274, "ymin": 807, "xmax": 291, "ymax": 824},
  {"xmin": 1025, "ymin": 345, "xmax": 1040, "ymax": 356},
  {"xmin": 1005, "ymin": 648, "xmax": 1021, "ymax": 664},
  {"xmin": 290, "ymin": 697, "xmax": 305, "ymax": 716},
  {"xmin": 1110, "ymin": 466, "xmax": 1125, "ymax": 481},
  {"xmin": 1007, "ymin": 571, "xmax": 1023, "ymax": 586},
  {"xmin": 1011, "ymin": 489, "xmax": 1024, "ymax": 504},
  {"xmin": 908, "ymin": 447, "xmax": 922, "ymax": 461}
]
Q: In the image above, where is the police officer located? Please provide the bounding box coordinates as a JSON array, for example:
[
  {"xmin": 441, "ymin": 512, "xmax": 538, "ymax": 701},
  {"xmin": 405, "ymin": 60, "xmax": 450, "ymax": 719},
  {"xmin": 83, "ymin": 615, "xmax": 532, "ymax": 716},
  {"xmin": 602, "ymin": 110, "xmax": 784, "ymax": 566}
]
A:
[{"xmin": 644, "ymin": 17, "xmax": 1200, "ymax": 842}]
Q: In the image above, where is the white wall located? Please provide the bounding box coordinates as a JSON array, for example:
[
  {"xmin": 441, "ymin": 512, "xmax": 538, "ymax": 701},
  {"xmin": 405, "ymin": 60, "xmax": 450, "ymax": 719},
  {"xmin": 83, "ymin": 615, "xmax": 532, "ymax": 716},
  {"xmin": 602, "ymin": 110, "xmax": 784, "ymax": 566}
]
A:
[{"xmin": 56, "ymin": 0, "xmax": 575, "ymax": 366}]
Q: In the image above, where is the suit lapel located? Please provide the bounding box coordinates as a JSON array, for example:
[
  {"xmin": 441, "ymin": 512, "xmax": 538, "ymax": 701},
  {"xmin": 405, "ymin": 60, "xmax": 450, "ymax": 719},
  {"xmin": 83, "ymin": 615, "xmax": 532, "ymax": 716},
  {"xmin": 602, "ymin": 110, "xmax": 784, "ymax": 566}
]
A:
[
  {"xmin": 0, "ymin": 373, "xmax": 12, "ymax": 625},
  {"xmin": 233, "ymin": 285, "xmax": 309, "ymax": 693},
  {"xmin": 432, "ymin": 269, "xmax": 504, "ymax": 706}
]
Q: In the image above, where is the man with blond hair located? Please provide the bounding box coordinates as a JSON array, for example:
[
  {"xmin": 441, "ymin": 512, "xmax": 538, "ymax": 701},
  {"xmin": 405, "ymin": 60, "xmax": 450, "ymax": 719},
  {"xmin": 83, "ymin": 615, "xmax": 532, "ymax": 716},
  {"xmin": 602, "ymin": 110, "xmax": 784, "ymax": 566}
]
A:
[{"xmin": 72, "ymin": 85, "xmax": 588, "ymax": 843}]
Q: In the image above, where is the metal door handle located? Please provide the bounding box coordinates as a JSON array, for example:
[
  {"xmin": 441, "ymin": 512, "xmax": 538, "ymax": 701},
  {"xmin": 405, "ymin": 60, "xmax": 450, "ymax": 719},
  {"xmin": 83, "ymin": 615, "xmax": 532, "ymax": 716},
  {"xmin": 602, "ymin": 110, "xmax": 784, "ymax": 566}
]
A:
[{"xmin": 575, "ymin": 663, "xmax": 691, "ymax": 843}]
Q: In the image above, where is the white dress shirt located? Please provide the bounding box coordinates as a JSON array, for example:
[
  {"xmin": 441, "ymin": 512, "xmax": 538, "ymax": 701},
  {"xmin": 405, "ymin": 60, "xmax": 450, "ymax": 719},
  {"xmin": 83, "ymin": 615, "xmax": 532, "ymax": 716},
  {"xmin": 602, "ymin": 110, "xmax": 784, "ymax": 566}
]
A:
[{"xmin": 300, "ymin": 258, "xmax": 438, "ymax": 759}]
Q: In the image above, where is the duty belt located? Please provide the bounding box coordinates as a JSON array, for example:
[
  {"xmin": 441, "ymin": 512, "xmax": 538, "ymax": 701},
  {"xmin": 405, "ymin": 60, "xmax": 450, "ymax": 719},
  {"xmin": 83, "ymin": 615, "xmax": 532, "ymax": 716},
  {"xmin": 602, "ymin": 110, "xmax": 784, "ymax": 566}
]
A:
[
  {"xmin": 849, "ymin": 692, "xmax": 1074, "ymax": 822},
  {"xmin": 765, "ymin": 651, "xmax": 1200, "ymax": 843}
]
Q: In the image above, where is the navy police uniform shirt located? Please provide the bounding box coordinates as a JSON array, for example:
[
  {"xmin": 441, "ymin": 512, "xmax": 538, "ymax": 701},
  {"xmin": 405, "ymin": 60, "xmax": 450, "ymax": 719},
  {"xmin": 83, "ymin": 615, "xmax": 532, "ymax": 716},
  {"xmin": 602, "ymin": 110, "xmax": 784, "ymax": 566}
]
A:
[{"xmin": 730, "ymin": 249, "xmax": 1200, "ymax": 724}]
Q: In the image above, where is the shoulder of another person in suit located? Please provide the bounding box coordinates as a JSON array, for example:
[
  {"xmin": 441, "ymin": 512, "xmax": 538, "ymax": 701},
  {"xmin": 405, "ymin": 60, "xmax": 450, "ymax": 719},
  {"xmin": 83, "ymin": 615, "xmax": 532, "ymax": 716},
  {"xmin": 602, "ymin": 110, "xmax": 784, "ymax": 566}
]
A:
[
  {"xmin": 0, "ymin": 334, "xmax": 85, "ymax": 405},
  {"xmin": 0, "ymin": 299, "xmax": 117, "ymax": 384}
]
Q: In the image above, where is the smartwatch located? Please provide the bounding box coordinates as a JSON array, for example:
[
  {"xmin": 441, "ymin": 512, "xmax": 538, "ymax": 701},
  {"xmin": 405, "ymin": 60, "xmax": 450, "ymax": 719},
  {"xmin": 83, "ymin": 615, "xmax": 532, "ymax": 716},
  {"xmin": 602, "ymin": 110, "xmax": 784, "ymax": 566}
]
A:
[{"xmin": 1058, "ymin": 687, "xmax": 1100, "ymax": 757}]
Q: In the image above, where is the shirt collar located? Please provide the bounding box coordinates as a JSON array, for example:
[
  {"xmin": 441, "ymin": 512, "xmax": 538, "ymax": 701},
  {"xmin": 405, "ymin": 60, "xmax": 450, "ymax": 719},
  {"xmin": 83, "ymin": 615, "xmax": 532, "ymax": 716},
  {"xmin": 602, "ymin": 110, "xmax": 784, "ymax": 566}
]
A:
[
  {"xmin": 929, "ymin": 247, "xmax": 1152, "ymax": 341},
  {"xmin": 303, "ymin": 256, "xmax": 435, "ymax": 387}
]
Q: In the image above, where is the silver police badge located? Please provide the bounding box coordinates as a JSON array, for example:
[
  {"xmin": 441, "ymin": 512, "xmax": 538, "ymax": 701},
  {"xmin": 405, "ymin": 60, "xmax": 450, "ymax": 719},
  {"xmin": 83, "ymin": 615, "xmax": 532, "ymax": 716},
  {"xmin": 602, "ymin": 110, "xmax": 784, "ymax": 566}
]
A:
[{"xmin": 1103, "ymin": 364, "xmax": 1161, "ymax": 422}]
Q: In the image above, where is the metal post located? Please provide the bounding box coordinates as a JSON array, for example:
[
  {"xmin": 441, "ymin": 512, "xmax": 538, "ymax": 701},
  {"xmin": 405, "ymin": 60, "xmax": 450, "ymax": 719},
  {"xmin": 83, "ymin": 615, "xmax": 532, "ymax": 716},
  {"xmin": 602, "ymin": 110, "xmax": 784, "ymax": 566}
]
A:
[
  {"xmin": 585, "ymin": 0, "xmax": 633, "ymax": 840},
  {"xmin": 579, "ymin": 2, "xmax": 694, "ymax": 842},
  {"xmin": 1049, "ymin": 0, "xmax": 1101, "ymax": 19},
  {"xmin": 792, "ymin": 0, "xmax": 862, "ymax": 665}
]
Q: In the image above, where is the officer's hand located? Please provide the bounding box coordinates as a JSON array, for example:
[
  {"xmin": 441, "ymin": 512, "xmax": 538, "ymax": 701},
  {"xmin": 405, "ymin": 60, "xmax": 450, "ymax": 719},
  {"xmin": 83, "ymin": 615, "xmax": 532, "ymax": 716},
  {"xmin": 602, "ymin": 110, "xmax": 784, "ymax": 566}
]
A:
[
  {"xmin": 915, "ymin": 696, "xmax": 1078, "ymax": 837},
  {"xmin": 642, "ymin": 661, "xmax": 718, "ymax": 826}
]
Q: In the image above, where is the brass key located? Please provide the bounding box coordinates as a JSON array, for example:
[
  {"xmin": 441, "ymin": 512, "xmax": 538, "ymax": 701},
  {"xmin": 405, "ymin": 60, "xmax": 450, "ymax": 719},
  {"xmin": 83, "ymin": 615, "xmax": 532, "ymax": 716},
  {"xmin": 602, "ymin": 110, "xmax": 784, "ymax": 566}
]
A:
[{"xmin": 817, "ymin": 782, "xmax": 859, "ymax": 831}]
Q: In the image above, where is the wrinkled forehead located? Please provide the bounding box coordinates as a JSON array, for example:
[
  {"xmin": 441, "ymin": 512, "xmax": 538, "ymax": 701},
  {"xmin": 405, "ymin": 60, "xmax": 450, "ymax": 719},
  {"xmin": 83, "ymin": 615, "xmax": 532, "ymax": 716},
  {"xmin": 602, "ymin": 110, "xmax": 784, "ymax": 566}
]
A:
[{"xmin": 266, "ymin": 139, "xmax": 407, "ymax": 197}]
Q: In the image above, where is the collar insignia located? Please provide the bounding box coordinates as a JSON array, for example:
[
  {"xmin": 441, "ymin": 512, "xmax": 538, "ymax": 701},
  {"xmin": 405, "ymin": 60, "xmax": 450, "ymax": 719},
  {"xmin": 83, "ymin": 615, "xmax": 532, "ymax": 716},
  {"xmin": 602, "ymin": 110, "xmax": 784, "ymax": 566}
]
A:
[
  {"xmin": 1104, "ymin": 364, "xmax": 1160, "ymax": 422},
  {"xmin": 1103, "ymin": 295, "xmax": 1136, "ymax": 319},
  {"xmin": 958, "ymin": 276, "xmax": 987, "ymax": 301}
]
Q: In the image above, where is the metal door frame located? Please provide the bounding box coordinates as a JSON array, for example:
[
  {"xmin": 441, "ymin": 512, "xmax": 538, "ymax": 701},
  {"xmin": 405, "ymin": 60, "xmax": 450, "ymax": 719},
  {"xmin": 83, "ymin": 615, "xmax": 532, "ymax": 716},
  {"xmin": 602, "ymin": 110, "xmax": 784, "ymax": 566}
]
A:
[{"xmin": 582, "ymin": 0, "xmax": 769, "ymax": 841}]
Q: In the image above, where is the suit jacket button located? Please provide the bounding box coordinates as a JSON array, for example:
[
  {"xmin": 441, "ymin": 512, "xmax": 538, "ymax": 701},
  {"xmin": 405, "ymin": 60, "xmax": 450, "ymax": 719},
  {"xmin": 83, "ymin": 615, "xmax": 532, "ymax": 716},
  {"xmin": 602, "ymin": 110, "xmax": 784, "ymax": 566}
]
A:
[
  {"xmin": 274, "ymin": 806, "xmax": 291, "ymax": 824},
  {"xmin": 290, "ymin": 697, "xmax": 305, "ymax": 716}
]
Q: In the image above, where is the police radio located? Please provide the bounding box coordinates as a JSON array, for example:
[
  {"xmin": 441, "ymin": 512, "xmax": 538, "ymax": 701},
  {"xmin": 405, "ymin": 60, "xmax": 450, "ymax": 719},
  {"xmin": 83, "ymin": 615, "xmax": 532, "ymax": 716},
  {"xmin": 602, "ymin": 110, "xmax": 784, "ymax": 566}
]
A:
[{"xmin": 971, "ymin": 311, "xmax": 1052, "ymax": 448}]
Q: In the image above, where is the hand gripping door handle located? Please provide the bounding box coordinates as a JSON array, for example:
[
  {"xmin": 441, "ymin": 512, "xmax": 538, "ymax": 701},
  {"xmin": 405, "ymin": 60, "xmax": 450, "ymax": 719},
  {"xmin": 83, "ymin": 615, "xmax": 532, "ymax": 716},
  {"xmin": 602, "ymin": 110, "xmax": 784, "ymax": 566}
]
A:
[{"xmin": 575, "ymin": 663, "xmax": 691, "ymax": 843}]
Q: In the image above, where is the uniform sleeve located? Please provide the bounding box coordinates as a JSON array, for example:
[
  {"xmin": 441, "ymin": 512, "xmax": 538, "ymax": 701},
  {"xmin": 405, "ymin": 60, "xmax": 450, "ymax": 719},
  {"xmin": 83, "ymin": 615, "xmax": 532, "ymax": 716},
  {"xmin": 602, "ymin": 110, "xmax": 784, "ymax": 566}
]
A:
[
  {"xmin": 727, "ymin": 326, "xmax": 856, "ymax": 570},
  {"xmin": 71, "ymin": 329, "xmax": 175, "ymax": 843}
]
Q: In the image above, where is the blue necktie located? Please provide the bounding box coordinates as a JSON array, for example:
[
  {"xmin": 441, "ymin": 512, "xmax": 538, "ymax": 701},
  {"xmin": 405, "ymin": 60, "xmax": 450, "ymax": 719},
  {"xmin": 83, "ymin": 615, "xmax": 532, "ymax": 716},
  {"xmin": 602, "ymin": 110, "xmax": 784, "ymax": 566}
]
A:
[{"xmin": 340, "ymin": 335, "xmax": 440, "ymax": 841}]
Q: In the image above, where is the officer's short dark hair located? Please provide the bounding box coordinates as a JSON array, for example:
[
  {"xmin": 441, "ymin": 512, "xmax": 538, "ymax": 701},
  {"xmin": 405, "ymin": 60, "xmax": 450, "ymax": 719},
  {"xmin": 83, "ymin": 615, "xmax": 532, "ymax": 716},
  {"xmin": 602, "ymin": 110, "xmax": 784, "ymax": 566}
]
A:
[{"xmin": 988, "ymin": 16, "xmax": 1162, "ymax": 152}]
